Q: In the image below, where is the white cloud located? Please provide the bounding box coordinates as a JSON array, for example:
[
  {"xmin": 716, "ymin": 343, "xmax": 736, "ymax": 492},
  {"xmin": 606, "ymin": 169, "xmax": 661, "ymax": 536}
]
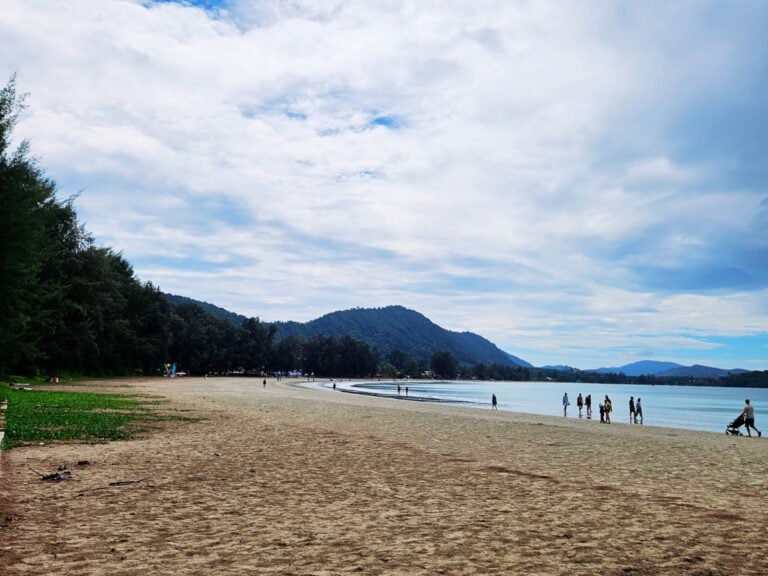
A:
[{"xmin": 2, "ymin": 0, "xmax": 767, "ymax": 369}]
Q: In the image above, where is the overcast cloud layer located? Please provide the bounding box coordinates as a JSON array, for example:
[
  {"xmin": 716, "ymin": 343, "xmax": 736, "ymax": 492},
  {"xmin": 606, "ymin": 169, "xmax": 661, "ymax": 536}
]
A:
[{"xmin": 2, "ymin": 0, "xmax": 767, "ymax": 369}]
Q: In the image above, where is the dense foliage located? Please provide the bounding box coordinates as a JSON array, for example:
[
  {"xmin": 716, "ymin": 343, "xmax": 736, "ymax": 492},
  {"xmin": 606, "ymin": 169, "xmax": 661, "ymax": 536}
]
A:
[
  {"xmin": 523, "ymin": 367, "xmax": 768, "ymax": 388},
  {"xmin": 1, "ymin": 77, "xmax": 169, "ymax": 377},
  {"xmin": 431, "ymin": 351, "xmax": 459, "ymax": 379},
  {"xmin": 164, "ymin": 293, "xmax": 247, "ymax": 326},
  {"xmin": 718, "ymin": 370, "xmax": 768, "ymax": 388}
]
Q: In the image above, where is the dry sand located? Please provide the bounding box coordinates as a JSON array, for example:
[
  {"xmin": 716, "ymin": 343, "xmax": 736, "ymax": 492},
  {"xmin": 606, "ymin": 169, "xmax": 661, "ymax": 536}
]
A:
[{"xmin": 1, "ymin": 376, "xmax": 767, "ymax": 575}]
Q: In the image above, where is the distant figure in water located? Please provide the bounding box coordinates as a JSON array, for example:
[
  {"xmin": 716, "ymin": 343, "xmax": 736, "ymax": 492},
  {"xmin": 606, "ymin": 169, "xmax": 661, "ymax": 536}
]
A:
[
  {"xmin": 629, "ymin": 396, "xmax": 635, "ymax": 423},
  {"xmin": 576, "ymin": 393, "xmax": 584, "ymax": 418},
  {"xmin": 585, "ymin": 394, "xmax": 592, "ymax": 419},
  {"xmin": 397, "ymin": 384, "xmax": 401, "ymax": 396},
  {"xmin": 599, "ymin": 402, "xmax": 605, "ymax": 423},
  {"xmin": 332, "ymin": 381, "xmax": 336, "ymax": 391},
  {"xmin": 405, "ymin": 386, "xmax": 409, "ymax": 397},
  {"xmin": 635, "ymin": 398, "xmax": 643, "ymax": 424},
  {"xmin": 562, "ymin": 392, "xmax": 570, "ymax": 417},
  {"xmin": 491, "ymin": 394, "xmax": 498, "ymax": 410}
]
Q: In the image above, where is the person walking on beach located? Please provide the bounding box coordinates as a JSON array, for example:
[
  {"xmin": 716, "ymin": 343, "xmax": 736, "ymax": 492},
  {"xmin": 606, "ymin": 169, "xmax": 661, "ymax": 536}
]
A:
[
  {"xmin": 586, "ymin": 394, "xmax": 592, "ymax": 419},
  {"xmin": 492, "ymin": 394, "xmax": 498, "ymax": 410},
  {"xmin": 635, "ymin": 398, "xmax": 643, "ymax": 424},
  {"xmin": 577, "ymin": 393, "xmax": 584, "ymax": 418},
  {"xmin": 562, "ymin": 392, "xmax": 570, "ymax": 417},
  {"xmin": 599, "ymin": 402, "xmax": 605, "ymax": 423},
  {"xmin": 742, "ymin": 399, "xmax": 762, "ymax": 437},
  {"xmin": 629, "ymin": 396, "xmax": 635, "ymax": 424},
  {"xmin": 604, "ymin": 395, "xmax": 612, "ymax": 424},
  {"xmin": 263, "ymin": 378, "xmax": 266, "ymax": 388}
]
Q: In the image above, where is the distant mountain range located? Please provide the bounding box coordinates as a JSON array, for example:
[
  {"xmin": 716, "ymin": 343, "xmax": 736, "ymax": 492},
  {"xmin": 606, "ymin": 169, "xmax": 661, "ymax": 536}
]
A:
[
  {"xmin": 591, "ymin": 360, "xmax": 682, "ymax": 376},
  {"xmin": 163, "ymin": 294, "xmax": 747, "ymax": 376},
  {"xmin": 589, "ymin": 360, "xmax": 748, "ymax": 378}
]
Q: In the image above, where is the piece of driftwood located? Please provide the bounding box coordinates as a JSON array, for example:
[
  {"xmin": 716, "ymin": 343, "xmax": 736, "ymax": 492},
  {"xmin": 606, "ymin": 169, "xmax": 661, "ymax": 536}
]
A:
[
  {"xmin": 29, "ymin": 467, "xmax": 71, "ymax": 481},
  {"xmin": 108, "ymin": 478, "xmax": 148, "ymax": 486},
  {"xmin": 76, "ymin": 478, "xmax": 149, "ymax": 496}
]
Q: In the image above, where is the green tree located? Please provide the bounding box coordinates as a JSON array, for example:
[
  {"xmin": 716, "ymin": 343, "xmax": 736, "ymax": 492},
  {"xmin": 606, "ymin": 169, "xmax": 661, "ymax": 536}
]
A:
[
  {"xmin": 431, "ymin": 351, "xmax": 458, "ymax": 379},
  {"xmin": 472, "ymin": 363, "xmax": 488, "ymax": 380},
  {"xmin": 302, "ymin": 335, "xmax": 337, "ymax": 376},
  {"xmin": 379, "ymin": 362, "xmax": 398, "ymax": 378},
  {"xmin": 0, "ymin": 75, "xmax": 62, "ymax": 374},
  {"xmin": 168, "ymin": 303, "xmax": 238, "ymax": 375},
  {"xmin": 237, "ymin": 317, "xmax": 276, "ymax": 373},
  {"xmin": 337, "ymin": 335, "xmax": 378, "ymax": 377},
  {"xmin": 273, "ymin": 336, "xmax": 303, "ymax": 373}
]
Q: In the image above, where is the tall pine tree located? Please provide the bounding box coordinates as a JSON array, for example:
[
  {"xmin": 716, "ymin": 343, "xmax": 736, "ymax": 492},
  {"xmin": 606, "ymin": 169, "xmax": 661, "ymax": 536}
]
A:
[{"xmin": 0, "ymin": 75, "xmax": 57, "ymax": 374}]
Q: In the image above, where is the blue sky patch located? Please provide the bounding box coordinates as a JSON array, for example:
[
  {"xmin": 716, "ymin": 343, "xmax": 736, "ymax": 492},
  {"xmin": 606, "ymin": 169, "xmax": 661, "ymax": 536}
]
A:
[
  {"xmin": 149, "ymin": 0, "xmax": 228, "ymax": 10},
  {"xmin": 370, "ymin": 115, "xmax": 403, "ymax": 129}
]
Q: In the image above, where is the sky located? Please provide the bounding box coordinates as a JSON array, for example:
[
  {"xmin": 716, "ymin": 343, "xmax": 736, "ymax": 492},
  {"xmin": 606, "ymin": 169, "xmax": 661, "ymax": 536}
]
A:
[{"xmin": 2, "ymin": 0, "xmax": 768, "ymax": 370}]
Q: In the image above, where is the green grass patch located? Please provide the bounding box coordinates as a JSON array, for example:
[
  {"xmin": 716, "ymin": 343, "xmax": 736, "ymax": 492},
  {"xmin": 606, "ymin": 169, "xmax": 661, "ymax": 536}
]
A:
[
  {"xmin": 0, "ymin": 383, "xmax": 177, "ymax": 449},
  {"xmin": 8, "ymin": 373, "xmax": 138, "ymax": 387}
]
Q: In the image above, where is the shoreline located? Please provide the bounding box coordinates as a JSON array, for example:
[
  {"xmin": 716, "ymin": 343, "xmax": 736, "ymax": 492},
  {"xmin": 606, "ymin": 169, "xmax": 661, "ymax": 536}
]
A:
[
  {"xmin": 320, "ymin": 378, "xmax": 764, "ymax": 436},
  {"xmin": 2, "ymin": 376, "xmax": 768, "ymax": 575}
]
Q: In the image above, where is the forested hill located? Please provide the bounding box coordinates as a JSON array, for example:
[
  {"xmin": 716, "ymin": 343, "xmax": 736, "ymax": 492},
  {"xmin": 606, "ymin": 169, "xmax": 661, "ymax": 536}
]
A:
[
  {"xmin": 164, "ymin": 293, "xmax": 247, "ymax": 326},
  {"xmin": 161, "ymin": 294, "xmax": 531, "ymax": 368},
  {"xmin": 273, "ymin": 305, "xmax": 531, "ymax": 368}
]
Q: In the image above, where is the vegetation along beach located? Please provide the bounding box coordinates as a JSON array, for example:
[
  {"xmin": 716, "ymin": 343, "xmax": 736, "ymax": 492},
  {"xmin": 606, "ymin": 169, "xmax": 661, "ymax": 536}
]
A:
[{"xmin": 2, "ymin": 376, "xmax": 768, "ymax": 575}]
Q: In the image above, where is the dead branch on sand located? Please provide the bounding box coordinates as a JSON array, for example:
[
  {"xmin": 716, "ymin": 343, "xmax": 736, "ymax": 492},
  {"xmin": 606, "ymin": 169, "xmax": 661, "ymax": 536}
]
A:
[{"xmin": 76, "ymin": 478, "xmax": 149, "ymax": 496}]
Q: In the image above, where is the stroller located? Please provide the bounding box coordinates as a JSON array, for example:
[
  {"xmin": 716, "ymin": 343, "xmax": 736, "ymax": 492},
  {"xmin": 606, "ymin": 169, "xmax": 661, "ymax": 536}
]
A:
[{"xmin": 726, "ymin": 413, "xmax": 745, "ymax": 436}]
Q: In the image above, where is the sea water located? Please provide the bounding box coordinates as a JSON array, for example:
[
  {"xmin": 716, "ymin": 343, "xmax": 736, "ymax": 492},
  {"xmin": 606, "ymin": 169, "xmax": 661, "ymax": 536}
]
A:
[{"xmin": 330, "ymin": 380, "xmax": 768, "ymax": 434}]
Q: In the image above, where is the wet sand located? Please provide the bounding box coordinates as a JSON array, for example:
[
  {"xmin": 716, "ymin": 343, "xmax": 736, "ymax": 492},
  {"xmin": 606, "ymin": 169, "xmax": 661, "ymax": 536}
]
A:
[{"xmin": 2, "ymin": 376, "xmax": 767, "ymax": 575}]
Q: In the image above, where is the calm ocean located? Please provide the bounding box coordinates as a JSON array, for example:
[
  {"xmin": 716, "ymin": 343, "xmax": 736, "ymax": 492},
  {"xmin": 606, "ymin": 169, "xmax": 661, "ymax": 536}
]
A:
[{"xmin": 330, "ymin": 380, "xmax": 768, "ymax": 434}]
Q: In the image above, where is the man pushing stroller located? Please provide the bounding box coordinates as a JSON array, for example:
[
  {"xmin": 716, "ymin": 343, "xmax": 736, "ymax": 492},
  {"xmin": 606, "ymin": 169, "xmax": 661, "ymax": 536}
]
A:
[
  {"xmin": 741, "ymin": 399, "xmax": 762, "ymax": 438},
  {"xmin": 726, "ymin": 400, "xmax": 762, "ymax": 437}
]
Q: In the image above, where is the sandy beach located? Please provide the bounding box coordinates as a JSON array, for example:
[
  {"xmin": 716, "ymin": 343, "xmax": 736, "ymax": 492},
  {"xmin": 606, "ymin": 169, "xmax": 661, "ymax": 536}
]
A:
[{"xmin": 2, "ymin": 376, "xmax": 767, "ymax": 575}]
